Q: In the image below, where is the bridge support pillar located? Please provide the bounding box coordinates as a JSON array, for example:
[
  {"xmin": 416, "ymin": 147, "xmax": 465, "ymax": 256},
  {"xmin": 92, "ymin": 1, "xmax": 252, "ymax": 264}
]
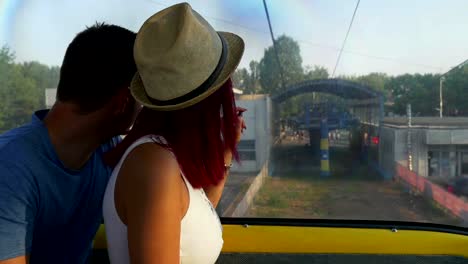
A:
[
  {"xmin": 320, "ymin": 118, "xmax": 330, "ymax": 177},
  {"xmin": 309, "ymin": 129, "xmax": 320, "ymax": 150},
  {"xmin": 305, "ymin": 103, "xmax": 311, "ymax": 128}
]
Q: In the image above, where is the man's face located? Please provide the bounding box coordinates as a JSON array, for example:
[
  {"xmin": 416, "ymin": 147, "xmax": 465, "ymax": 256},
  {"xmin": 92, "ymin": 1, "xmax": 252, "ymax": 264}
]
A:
[
  {"xmin": 123, "ymin": 96, "xmax": 143, "ymax": 134},
  {"xmin": 107, "ymin": 89, "xmax": 142, "ymax": 137},
  {"xmin": 120, "ymin": 94, "xmax": 142, "ymax": 135}
]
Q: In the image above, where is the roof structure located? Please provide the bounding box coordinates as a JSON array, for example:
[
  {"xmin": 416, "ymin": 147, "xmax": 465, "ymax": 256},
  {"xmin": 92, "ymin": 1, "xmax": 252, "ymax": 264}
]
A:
[{"xmin": 271, "ymin": 79, "xmax": 382, "ymax": 104}]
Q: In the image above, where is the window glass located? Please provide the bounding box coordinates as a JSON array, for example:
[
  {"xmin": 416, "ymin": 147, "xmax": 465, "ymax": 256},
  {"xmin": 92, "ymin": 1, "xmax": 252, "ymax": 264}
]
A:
[{"xmin": 1, "ymin": 0, "xmax": 467, "ymax": 228}]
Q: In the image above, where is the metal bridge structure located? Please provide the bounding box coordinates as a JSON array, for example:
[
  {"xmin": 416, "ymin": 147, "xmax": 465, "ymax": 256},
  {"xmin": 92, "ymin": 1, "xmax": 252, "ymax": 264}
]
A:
[{"xmin": 271, "ymin": 78, "xmax": 384, "ymax": 140}]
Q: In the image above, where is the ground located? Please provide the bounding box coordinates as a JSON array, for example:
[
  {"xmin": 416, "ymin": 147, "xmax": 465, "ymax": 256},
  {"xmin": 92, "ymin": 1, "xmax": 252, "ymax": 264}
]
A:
[
  {"xmin": 217, "ymin": 172, "xmax": 255, "ymax": 216},
  {"xmin": 246, "ymin": 138, "xmax": 464, "ymax": 226}
]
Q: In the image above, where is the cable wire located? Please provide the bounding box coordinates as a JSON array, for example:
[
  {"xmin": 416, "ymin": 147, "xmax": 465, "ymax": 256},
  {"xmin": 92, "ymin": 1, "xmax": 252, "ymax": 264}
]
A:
[
  {"xmin": 332, "ymin": 0, "xmax": 361, "ymax": 77},
  {"xmin": 262, "ymin": 0, "xmax": 286, "ymax": 90},
  {"xmin": 146, "ymin": 0, "xmax": 443, "ymax": 72}
]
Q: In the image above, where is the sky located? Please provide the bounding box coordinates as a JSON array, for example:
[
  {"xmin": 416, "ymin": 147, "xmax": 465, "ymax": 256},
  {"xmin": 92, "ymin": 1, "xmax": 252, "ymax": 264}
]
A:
[{"xmin": 1, "ymin": 0, "xmax": 467, "ymax": 76}]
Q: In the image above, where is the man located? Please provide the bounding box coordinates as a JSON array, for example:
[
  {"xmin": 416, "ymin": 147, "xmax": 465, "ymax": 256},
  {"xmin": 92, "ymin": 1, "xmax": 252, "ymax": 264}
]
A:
[{"xmin": 0, "ymin": 23, "xmax": 139, "ymax": 263}]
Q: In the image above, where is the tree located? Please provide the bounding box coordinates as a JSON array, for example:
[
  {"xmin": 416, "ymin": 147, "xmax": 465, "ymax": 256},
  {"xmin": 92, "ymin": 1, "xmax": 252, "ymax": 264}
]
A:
[
  {"xmin": 232, "ymin": 60, "xmax": 262, "ymax": 94},
  {"xmin": 341, "ymin": 72, "xmax": 389, "ymax": 95},
  {"xmin": 0, "ymin": 48, "xmax": 40, "ymax": 131},
  {"xmin": 0, "ymin": 46, "xmax": 16, "ymax": 130},
  {"xmin": 259, "ymin": 35, "xmax": 304, "ymax": 95},
  {"xmin": 444, "ymin": 64, "xmax": 468, "ymax": 115},
  {"xmin": 0, "ymin": 46, "xmax": 60, "ymax": 132},
  {"xmin": 246, "ymin": 60, "xmax": 262, "ymax": 93},
  {"xmin": 386, "ymin": 73, "xmax": 439, "ymax": 116},
  {"xmin": 20, "ymin": 62, "xmax": 60, "ymax": 108},
  {"xmin": 304, "ymin": 65, "xmax": 329, "ymax": 80},
  {"xmin": 277, "ymin": 66, "xmax": 331, "ymax": 118},
  {"xmin": 355, "ymin": 72, "xmax": 389, "ymax": 93},
  {"xmin": 232, "ymin": 68, "xmax": 249, "ymax": 90}
]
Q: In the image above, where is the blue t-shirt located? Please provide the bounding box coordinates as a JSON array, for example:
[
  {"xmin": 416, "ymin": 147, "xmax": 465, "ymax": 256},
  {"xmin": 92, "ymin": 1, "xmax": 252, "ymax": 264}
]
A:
[{"xmin": 0, "ymin": 110, "xmax": 118, "ymax": 263}]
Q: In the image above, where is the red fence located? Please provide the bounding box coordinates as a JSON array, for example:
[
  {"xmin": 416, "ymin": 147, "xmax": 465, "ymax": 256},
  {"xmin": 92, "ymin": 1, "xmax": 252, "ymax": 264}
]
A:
[{"xmin": 396, "ymin": 163, "xmax": 468, "ymax": 222}]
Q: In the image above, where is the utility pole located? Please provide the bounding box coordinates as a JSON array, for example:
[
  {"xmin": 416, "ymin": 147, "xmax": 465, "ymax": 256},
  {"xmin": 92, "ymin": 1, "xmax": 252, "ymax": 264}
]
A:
[
  {"xmin": 407, "ymin": 104, "xmax": 412, "ymax": 171},
  {"xmin": 439, "ymin": 77, "xmax": 444, "ymax": 118}
]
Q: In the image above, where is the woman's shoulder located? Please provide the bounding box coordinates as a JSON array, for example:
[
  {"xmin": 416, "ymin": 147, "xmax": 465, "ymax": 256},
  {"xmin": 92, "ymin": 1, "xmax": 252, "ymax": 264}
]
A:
[
  {"xmin": 123, "ymin": 141, "xmax": 178, "ymax": 181},
  {"xmin": 117, "ymin": 138, "xmax": 184, "ymax": 207},
  {"xmin": 115, "ymin": 133, "xmax": 180, "ymax": 192},
  {"xmin": 114, "ymin": 136, "xmax": 186, "ymax": 230}
]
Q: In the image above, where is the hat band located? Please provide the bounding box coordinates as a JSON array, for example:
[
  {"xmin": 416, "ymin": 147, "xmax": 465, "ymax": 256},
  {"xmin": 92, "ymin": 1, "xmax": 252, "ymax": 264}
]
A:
[{"xmin": 147, "ymin": 33, "xmax": 228, "ymax": 106}]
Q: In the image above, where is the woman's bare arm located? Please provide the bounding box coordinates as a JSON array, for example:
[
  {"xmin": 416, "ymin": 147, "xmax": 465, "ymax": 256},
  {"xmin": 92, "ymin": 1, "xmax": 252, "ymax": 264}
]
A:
[
  {"xmin": 204, "ymin": 110, "xmax": 246, "ymax": 208},
  {"xmin": 202, "ymin": 151, "xmax": 233, "ymax": 208},
  {"xmin": 117, "ymin": 143, "xmax": 183, "ymax": 264},
  {"xmin": 0, "ymin": 255, "xmax": 29, "ymax": 264}
]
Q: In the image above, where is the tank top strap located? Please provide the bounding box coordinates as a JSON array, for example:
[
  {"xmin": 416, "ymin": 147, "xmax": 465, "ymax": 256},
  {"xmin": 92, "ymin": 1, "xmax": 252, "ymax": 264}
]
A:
[
  {"xmin": 148, "ymin": 135, "xmax": 169, "ymax": 147},
  {"xmin": 118, "ymin": 135, "xmax": 155, "ymax": 164},
  {"xmin": 116, "ymin": 135, "xmax": 167, "ymax": 168}
]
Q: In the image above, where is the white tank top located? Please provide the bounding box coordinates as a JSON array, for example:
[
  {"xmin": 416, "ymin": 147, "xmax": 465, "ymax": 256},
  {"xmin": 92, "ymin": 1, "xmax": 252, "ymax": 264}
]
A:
[{"xmin": 103, "ymin": 135, "xmax": 223, "ymax": 264}]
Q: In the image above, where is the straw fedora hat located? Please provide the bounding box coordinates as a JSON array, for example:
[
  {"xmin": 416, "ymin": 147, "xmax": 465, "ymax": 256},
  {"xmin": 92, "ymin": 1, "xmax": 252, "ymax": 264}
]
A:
[{"xmin": 130, "ymin": 2, "xmax": 245, "ymax": 111}]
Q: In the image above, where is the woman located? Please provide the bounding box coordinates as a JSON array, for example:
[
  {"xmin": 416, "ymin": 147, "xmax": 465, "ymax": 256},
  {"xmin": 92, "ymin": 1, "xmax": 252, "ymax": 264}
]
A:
[{"xmin": 103, "ymin": 3, "xmax": 245, "ymax": 264}]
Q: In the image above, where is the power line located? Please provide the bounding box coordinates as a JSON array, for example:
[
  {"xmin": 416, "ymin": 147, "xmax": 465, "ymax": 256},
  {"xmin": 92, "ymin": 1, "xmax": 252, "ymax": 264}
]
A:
[
  {"xmin": 342, "ymin": 50, "xmax": 443, "ymax": 71},
  {"xmin": 145, "ymin": 0, "xmax": 443, "ymax": 72},
  {"xmin": 332, "ymin": 0, "xmax": 361, "ymax": 77},
  {"xmin": 441, "ymin": 58, "xmax": 468, "ymax": 77},
  {"xmin": 262, "ymin": 0, "xmax": 286, "ymax": 89},
  {"xmin": 145, "ymin": 0, "xmax": 269, "ymax": 34}
]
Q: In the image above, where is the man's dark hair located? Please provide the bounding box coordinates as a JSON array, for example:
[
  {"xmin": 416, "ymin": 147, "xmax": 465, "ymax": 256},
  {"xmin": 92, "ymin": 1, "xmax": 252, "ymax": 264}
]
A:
[{"xmin": 57, "ymin": 22, "xmax": 136, "ymax": 113}]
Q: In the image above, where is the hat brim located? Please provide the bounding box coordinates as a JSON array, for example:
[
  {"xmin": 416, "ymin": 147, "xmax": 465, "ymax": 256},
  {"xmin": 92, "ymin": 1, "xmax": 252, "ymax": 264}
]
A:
[{"xmin": 130, "ymin": 32, "xmax": 245, "ymax": 111}]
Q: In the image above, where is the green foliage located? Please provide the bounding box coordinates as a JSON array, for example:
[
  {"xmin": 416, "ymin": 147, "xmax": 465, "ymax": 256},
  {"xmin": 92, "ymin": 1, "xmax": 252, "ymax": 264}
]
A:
[
  {"xmin": 0, "ymin": 45, "xmax": 60, "ymax": 132},
  {"xmin": 2, "ymin": 33, "xmax": 467, "ymax": 135},
  {"xmin": 386, "ymin": 73, "xmax": 439, "ymax": 116},
  {"xmin": 259, "ymin": 35, "xmax": 304, "ymax": 95},
  {"xmin": 232, "ymin": 60, "xmax": 262, "ymax": 94},
  {"xmin": 232, "ymin": 68, "xmax": 249, "ymax": 90},
  {"xmin": 304, "ymin": 65, "xmax": 329, "ymax": 80},
  {"xmin": 443, "ymin": 65, "xmax": 468, "ymax": 116},
  {"xmin": 248, "ymin": 34, "xmax": 467, "ymax": 118},
  {"xmin": 277, "ymin": 63, "xmax": 330, "ymax": 118},
  {"xmin": 344, "ymin": 72, "xmax": 389, "ymax": 93}
]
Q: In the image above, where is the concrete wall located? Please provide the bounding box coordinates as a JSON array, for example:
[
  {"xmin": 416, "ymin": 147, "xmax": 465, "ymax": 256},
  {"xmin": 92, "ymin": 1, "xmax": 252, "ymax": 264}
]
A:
[
  {"xmin": 427, "ymin": 129, "xmax": 468, "ymax": 144},
  {"xmin": 394, "ymin": 129, "xmax": 408, "ymax": 165},
  {"xmin": 413, "ymin": 129, "xmax": 428, "ymax": 177},
  {"xmin": 230, "ymin": 161, "xmax": 269, "ymax": 217},
  {"xmin": 379, "ymin": 126, "xmax": 396, "ymax": 175},
  {"xmin": 45, "ymin": 88, "xmax": 57, "ymax": 108},
  {"xmin": 350, "ymin": 103, "xmax": 381, "ymax": 127},
  {"xmin": 396, "ymin": 163, "xmax": 468, "ymax": 223},
  {"xmin": 233, "ymin": 95, "xmax": 272, "ymax": 173},
  {"xmin": 380, "ymin": 127, "xmax": 428, "ymax": 177}
]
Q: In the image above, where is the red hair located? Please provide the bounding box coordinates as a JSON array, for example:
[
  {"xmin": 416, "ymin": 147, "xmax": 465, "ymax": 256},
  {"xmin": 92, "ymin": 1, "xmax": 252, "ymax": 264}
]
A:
[{"xmin": 105, "ymin": 79, "xmax": 239, "ymax": 188}]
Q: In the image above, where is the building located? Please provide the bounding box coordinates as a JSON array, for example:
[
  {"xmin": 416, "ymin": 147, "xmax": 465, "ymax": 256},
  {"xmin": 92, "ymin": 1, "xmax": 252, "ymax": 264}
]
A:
[
  {"xmin": 45, "ymin": 88, "xmax": 57, "ymax": 108},
  {"xmin": 380, "ymin": 117, "xmax": 468, "ymax": 181},
  {"xmin": 232, "ymin": 94, "xmax": 272, "ymax": 173}
]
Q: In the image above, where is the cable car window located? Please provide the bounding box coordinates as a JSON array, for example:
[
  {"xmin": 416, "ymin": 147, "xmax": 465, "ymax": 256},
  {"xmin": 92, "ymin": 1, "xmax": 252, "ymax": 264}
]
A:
[{"xmin": 1, "ymin": 0, "xmax": 467, "ymax": 236}]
